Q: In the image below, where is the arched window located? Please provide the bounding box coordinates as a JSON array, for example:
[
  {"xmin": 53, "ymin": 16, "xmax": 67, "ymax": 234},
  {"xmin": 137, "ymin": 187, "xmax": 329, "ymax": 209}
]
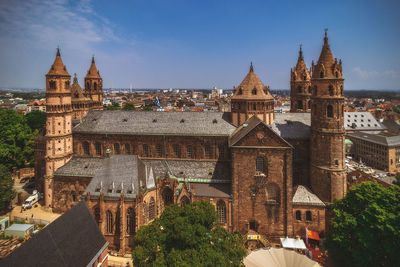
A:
[
  {"xmin": 327, "ymin": 105, "xmax": 333, "ymax": 118},
  {"xmin": 218, "ymin": 144, "xmax": 225, "ymax": 158},
  {"xmin": 306, "ymin": 211, "xmax": 312, "ymax": 221},
  {"xmin": 217, "ymin": 200, "xmax": 226, "ymax": 224},
  {"xmin": 94, "ymin": 82, "xmax": 97, "ymax": 91},
  {"xmin": 267, "ymin": 183, "xmax": 280, "ymax": 203},
  {"xmin": 297, "ymin": 86, "xmax": 302, "ymax": 93},
  {"xmin": 114, "ymin": 143, "xmax": 120, "ymax": 154},
  {"xmin": 148, "ymin": 197, "xmax": 155, "ymax": 221},
  {"xmin": 335, "ymin": 71, "xmax": 338, "ymax": 78},
  {"xmin": 127, "ymin": 208, "xmax": 135, "ymax": 235},
  {"xmin": 83, "ymin": 141, "xmax": 90, "ymax": 155},
  {"xmin": 65, "ymin": 81, "xmax": 70, "ymax": 89},
  {"xmin": 180, "ymin": 196, "xmax": 190, "ymax": 207},
  {"xmin": 296, "ymin": 210, "xmax": 301, "ymax": 221},
  {"xmin": 253, "ymin": 103, "xmax": 257, "ymax": 110},
  {"xmin": 256, "ymin": 157, "xmax": 264, "ymax": 173},
  {"xmin": 186, "ymin": 145, "xmax": 193, "ymax": 158},
  {"xmin": 303, "ymin": 75, "xmax": 307, "ymax": 81},
  {"xmin": 86, "ymin": 82, "xmax": 90, "ymax": 89},
  {"xmin": 340, "ymin": 86, "xmax": 343, "ymax": 95},
  {"xmin": 297, "ymin": 100, "xmax": 303, "ymax": 110},
  {"xmin": 156, "ymin": 144, "xmax": 162, "ymax": 157},
  {"xmin": 125, "ymin": 144, "xmax": 131, "ymax": 154},
  {"xmin": 252, "ymin": 88, "xmax": 257, "ymax": 95},
  {"xmin": 106, "ymin": 211, "xmax": 113, "ymax": 233},
  {"xmin": 115, "ymin": 209, "xmax": 120, "ymax": 234},
  {"xmin": 329, "ymin": 85, "xmax": 334, "ymax": 96},
  {"xmin": 205, "ymin": 145, "xmax": 212, "ymax": 159},
  {"xmin": 95, "ymin": 142, "xmax": 102, "ymax": 156},
  {"xmin": 173, "ymin": 144, "xmax": 180, "ymax": 158},
  {"xmin": 94, "ymin": 207, "xmax": 100, "ymax": 225},
  {"xmin": 162, "ymin": 188, "xmax": 174, "ymax": 206},
  {"xmin": 49, "ymin": 81, "xmax": 56, "ymax": 89}
]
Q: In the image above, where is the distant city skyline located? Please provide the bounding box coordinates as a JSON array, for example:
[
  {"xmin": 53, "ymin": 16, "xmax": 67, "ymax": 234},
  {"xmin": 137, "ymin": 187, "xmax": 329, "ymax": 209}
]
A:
[{"xmin": 0, "ymin": 0, "xmax": 399, "ymax": 90}]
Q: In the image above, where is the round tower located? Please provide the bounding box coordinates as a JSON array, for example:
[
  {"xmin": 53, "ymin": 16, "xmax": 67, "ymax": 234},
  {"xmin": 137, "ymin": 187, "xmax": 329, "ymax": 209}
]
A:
[
  {"xmin": 231, "ymin": 63, "xmax": 274, "ymax": 126},
  {"xmin": 310, "ymin": 31, "xmax": 346, "ymax": 203},
  {"xmin": 44, "ymin": 48, "xmax": 73, "ymax": 207},
  {"xmin": 290, "ymin": 45, "xmax": 312, "ymax": 112},
  {"xmin": 84, "ymin": 56, "xmax": 103, "ymax": 110}
]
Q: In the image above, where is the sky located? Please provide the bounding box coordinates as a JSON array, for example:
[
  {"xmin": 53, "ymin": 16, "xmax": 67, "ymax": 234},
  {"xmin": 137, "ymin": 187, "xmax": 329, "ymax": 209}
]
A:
[{"xmin": 0, "ymin": 0, "xmax": 399, "ymax": 90}]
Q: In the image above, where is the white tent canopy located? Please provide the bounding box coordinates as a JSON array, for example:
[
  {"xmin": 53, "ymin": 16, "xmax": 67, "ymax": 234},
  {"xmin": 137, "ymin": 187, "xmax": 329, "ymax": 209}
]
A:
[
  {"xmin": 280, "ymin": 237, "xmax": 307, "ymax": 250},
  {"xmin": 244, "ymin": 248, "xmax": 320, "ymax": 267}
]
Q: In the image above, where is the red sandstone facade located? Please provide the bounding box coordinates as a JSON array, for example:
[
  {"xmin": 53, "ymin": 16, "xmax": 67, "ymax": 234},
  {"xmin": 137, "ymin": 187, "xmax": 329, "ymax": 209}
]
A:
[{"xmin": 37, "ymin": 33, "xmax": 346, "ymax": 254}]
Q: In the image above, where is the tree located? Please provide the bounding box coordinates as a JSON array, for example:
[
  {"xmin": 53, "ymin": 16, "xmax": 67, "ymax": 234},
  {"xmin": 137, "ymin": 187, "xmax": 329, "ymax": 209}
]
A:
[
  {"xmin": 25, "ymin": 110, "xmax": 46, "ymax": 131},
  {"xmin": 394, "ymin": 173, "xmax": 400, "ymax": 186},
  {"xmin": 122, "ymin": 103, "xmax": 136, "ymax": 110},
  {"xmin": 132, "ymin": 201, "xmax": 246, "ymax": 267},
  {"xmin": 104, "ymin": 102, "xmax": 121, "ymax": 110},
  {"xmin": 325, "ymin": 182, "xmax": 400, "ymax": 267},
  {"xmin": 0, "ymin": 108, "xmax": 35, "ymax": 169},
  {"xmin": 0, "ymin": 164, "xmax": 16, "ymax": 210}
]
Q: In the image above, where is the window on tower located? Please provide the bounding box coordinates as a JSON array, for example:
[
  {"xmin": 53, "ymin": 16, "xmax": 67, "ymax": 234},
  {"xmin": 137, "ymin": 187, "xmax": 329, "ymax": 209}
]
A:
[
  {"xmin": 252, "ymin": 88, "xmax": 257, "ymax": 95},
  {"xmin": 297, "ymin": 100, "xmax": 303, "ymax": 110},
  {"xmin": 297, "ymin": 86, "xmax": 302, "ymax": 93},
  {"xmin": 327, "ymin": 105, "xmax": 333, "ymax": 118},
  {"xmin": 65, "ymin": 81, "xmax": 70, "ymax": 89},
  {"xmin": 49, "ymin": 81, "xmax": 56, "ymax": 89},
  {"xmin": 320, "ymin": 71, "xmax": 324, "ymax": 78},
  {"xmin": 86, "ymin": 82, "xmax": 90, "ymax": 89},
  {"xmin": 329, "ymin": 85, "xmax": 334, "ymax": 96},
  {"xmin": 83, "ymin": 141, "xmax": 90, "ymax": 155},
  {"xmin": 94, "ymin": 82, "xmax": 97, "ymax": 91}
]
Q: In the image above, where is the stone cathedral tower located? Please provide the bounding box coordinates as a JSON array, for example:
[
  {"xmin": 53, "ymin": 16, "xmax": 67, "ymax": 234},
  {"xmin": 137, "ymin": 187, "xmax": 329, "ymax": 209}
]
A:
[
  {"xmin": 44, "ymin": 48, "xmax": 73, "ymax": 207},
  {"xmin": 231, "ymin": 63, "xmax": 274, "ymax": 126},
  {"xmin": 290, "ymin": 45, "xmax": 312, "ymax": 112},
  {"xmin": 84, "ymin": 56, "xmax": 103, "ymax": 110},
  {"xmin": 310, "ymin": 31, "xmax": 346, "ymax": 203}
]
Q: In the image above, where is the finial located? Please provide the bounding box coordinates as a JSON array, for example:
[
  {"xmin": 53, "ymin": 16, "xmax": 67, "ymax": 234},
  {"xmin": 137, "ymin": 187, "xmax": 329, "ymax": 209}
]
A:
[
  {"xmin": 73, "ymin": 73, "xmax": 78, "ymax": 83},
  {"xmin": 299, "ymin": 44, "xmax": 303, "ymax": 60},
  {"xmin": 56, "ymin": 46, "xmax": 60, "ymax": 56},
  {"xmin": 324, "ymin": 28, "xmax": 328, "ymax": 43},
  {"xmin": 92, "ymin": 55, "xmax": 95, "ymax": 63},
  {"xmin": 250, "ymin": 62, "xmax": 254, "ymax": 72}
]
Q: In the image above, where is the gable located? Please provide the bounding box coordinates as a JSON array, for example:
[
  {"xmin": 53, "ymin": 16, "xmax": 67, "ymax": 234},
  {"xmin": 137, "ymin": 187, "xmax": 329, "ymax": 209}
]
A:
[{"xmin": 230, "ymin": 117, "xmax": 292, "ymax": 148}]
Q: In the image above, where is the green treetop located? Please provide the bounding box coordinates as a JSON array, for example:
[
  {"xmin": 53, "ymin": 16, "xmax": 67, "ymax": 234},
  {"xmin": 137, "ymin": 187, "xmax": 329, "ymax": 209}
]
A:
[
  {"xmin": 325, "ymin": 182, "xmax": 400, "ymax": 267},
  {"xmin": 132, "ymin": 201, "xmax": 246, "ymax": 267}
]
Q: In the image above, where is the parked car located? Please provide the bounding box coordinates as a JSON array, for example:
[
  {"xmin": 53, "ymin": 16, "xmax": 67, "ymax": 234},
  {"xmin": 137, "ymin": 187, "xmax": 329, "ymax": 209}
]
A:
[
  {"xmin": 20, "ymin": 178, "xmax": 29, "ymax": 184},
  {"xmin": 22, "ymin": 190, "xmax": 40, "ymax": 210}
]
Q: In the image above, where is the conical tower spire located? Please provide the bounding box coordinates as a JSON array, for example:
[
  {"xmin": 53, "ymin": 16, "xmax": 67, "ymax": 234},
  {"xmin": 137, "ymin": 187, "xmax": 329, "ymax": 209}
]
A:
[
  {"xmin": 47, "ymin": 47, "xmax": 70, "ymax": 76},
  {"xmin": 85, "ymin": 55, "xmax": 101, "ymax": 78},
  {"xmin": 312, "ymin": 29, "xmax": 339, "ymax": 79}
]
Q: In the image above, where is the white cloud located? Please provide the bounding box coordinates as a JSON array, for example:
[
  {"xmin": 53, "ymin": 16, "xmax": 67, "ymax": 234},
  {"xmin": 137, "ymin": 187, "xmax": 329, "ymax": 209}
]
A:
[{"xmin": 352, "ymin": 67, "xmax": 399, "ymax": 79}]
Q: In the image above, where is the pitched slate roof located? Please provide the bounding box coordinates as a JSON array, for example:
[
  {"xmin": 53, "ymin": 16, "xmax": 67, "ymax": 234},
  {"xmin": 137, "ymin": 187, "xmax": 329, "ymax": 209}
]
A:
[
  {"xmin": 54, "ymin": 157, "xmax": 103, "ymax": 177},
  {"xmin": 142, "ymin": 159, "xmax": 231, "ymax": 182},
  {"xmin": 347, "ymin": 132, "xmax": 400, "ymax": 147},
  {"xmin": 292, "ymin": 185, "xmax": 325, "ymax": 207},
  {"xmin": 73, "ymin": 110, "xmax": 236, "ymax": 136},
  {"xmin": 271, "ymin": 113, "xmax": 311, "ymax": 140},
  {"xmin": 344, "ymin": 112, "xmax": 386, "ymax": 131},
  {"xmin": 84, "ymin": 155, "xmax": 150, "ymax": 198},
  {"xmin": 191, "ymin": 183, "xmax": 231, "ymax": 198},
  {"xmin": 2, "ymin": 201, "xmax": 107, "ymax": 267}
]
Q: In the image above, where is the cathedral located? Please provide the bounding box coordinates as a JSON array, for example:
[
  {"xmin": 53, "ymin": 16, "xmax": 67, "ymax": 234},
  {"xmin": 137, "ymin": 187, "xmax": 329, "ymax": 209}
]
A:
[{"xmin": 36, "ymin": 32, "xmax": 347, "ymax": 254}]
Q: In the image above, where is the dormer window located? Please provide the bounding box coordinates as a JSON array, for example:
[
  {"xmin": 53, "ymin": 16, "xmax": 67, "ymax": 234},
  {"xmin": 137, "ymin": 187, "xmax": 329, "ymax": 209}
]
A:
[
  {"xmin": 238, "ymin": 88, "xmax": 243, "ymax": 95},
  {"xmin": 252, "ymin": 88, "xmax": 257, "ymax": 95}
]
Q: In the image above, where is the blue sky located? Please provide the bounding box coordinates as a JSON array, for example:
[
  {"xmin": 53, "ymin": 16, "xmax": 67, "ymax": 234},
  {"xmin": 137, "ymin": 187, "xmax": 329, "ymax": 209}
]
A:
[{"xmin": 0, "ymin": 0, "xmax": 399, "ymax": 90}]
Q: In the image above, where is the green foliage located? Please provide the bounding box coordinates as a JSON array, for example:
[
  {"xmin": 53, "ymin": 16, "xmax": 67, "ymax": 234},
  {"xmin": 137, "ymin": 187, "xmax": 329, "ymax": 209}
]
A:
[
  {"xmin": 325, "ymin": 182, "xmax": 400, "ymax": 267},
  {"xmin": 132, "ymin": 201, "xmax": 246, "ymax": 267},
  {"xmin": 142, "ymin": 104, "xmax": 155, "ymax": 111},
  {"xmin": 104, "ymin": 102, "xmax": 121, "ymax": 110},
  {"xmin": 25, "ymin": 110, "xmax": 46, "ymax": 131},
  {"xmin": 0, "ymin": 164, "xmax": 16, "ymax": 210},
  {"xmin": 122, "ymin": 103, "xmax": 136, "ymax": 110},
  {"xmin": 0, "ymin": 108, "xmax": 35, "ymax": 169},
  {"xmin": 394, "ymin": 173, "xmax": 400, "ymax": 186}
]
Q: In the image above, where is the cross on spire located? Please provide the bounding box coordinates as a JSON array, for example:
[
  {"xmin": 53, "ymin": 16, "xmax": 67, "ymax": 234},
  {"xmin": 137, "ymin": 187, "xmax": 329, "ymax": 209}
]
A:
[{"xmin": 250, "ymin": 62, "xmax": 254, "ymax": 72}]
